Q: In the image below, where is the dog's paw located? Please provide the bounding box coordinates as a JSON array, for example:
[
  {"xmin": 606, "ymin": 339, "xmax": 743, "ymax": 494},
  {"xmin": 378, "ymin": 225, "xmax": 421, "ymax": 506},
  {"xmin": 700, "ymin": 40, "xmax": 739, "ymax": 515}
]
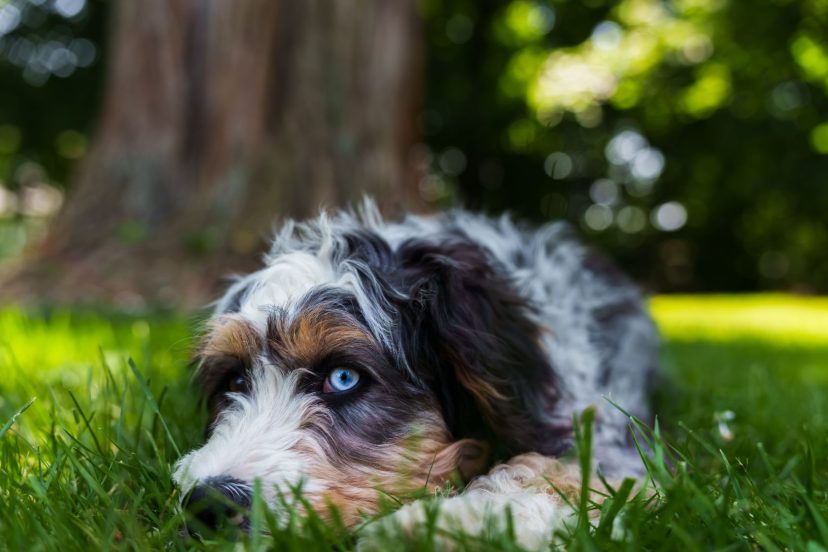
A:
[
  {"xmin": 357, "ymin": 499, "xmax": 465, "ymax": 551},
  {"xmin": 356, "ymin": 500, "xmax": 429, "ymax": 551},
  {"xmin": 358, "ymin": 491, "xmax": 572, "ymax": 551}
]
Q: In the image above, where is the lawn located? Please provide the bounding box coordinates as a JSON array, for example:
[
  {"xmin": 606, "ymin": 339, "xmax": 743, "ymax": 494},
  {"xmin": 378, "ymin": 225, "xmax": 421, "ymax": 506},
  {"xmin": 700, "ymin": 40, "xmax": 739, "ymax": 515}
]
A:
[{"xmin": 1, "ymin": 295, "xmax": 827, "ymax": 550}]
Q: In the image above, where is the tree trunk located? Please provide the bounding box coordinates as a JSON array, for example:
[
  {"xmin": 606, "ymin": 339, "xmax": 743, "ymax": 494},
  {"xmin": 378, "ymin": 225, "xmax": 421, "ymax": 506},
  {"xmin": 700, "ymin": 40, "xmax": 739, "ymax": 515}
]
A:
[{"xmin": 2, "ymin": 0, "xmax": 424, "ymax": 309}]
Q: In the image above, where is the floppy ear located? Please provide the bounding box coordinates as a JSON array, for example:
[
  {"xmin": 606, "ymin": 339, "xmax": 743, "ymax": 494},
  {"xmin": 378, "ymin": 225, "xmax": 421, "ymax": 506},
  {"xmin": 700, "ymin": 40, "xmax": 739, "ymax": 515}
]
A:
[{"xmin": 395, "ymin": 239, "xmax": 570, "ymax": 459}]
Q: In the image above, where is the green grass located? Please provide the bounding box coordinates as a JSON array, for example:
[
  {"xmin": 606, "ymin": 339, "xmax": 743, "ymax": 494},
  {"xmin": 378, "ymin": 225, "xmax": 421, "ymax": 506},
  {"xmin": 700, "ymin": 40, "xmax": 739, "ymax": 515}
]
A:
[{"xmin": 1, "ymin": 295, "xmax": 827, "ymax": 550}]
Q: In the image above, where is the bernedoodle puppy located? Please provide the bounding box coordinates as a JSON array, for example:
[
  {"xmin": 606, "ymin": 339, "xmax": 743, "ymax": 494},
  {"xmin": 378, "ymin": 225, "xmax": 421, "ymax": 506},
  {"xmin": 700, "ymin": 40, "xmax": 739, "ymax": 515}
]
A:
[{"xmin": 172, "ymin": 200, "xmax": 658, "ymax": 547}]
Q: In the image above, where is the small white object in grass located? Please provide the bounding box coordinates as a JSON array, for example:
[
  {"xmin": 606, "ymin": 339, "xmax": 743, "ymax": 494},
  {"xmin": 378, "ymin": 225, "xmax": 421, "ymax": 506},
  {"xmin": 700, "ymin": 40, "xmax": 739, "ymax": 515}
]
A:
[{"xmin": 714, "ymin": 410, "xmax": 735, "ymax": 441}]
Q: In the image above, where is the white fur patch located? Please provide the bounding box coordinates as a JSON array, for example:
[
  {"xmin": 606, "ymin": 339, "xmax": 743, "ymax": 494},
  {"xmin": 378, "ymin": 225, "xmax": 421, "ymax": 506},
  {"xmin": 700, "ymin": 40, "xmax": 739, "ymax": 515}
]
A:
[
  {"xmin": 236, "ymin": 252, "xmax": 337, "ymax": 330},
  {"xmin": 173, "ymin": 367, "xmax": 326, "ymax": 504},
  {"xmin": 218, "ymin": 213, "xmax": 397, "ymax": 355}
]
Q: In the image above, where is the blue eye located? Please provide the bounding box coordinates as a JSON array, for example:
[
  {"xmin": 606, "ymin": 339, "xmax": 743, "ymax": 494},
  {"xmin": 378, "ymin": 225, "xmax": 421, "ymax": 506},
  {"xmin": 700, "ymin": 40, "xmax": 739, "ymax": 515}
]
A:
[{"xmin": 324, "ymin": 368, "xmax": 361, "ymax": 393}]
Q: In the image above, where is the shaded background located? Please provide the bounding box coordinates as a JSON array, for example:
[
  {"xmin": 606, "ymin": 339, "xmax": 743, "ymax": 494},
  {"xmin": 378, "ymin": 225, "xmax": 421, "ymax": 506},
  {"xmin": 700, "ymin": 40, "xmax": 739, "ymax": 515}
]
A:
[{"xmin": 0, "ymin": 0, "xmax": 826, "ymax": 308}]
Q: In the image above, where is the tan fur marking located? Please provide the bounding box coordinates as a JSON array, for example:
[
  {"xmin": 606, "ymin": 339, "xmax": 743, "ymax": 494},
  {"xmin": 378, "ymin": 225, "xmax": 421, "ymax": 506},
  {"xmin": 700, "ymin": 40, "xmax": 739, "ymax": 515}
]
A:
[
  {"xmin": 199, "ymin": 315, "xmax": 262, "ymax": 362},
  {"xmin": 300, "ymin": 414, "xmax": 488, "ymax": 526},
  {"xmin": 269, "ymin": 308, "xmax": 376, "ymax": 367},
  {"xmin": 454, "ymin": 368, "xmax": 507, "ymax": 418}
]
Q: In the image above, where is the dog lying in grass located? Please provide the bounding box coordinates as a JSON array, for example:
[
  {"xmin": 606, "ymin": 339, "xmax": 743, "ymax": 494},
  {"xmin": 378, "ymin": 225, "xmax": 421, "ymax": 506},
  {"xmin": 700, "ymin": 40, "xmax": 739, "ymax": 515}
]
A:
[{"xmin": 172, "ymin": 201, "xmax": 658, "ymax": 547}]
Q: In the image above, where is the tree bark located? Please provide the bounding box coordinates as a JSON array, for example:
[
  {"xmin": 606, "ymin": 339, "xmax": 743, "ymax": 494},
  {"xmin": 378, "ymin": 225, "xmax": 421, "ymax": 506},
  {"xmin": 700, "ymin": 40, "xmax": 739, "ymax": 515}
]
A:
[{"xmin": 2, "ymin": 0, "xmax": 424, "ymax": 309}]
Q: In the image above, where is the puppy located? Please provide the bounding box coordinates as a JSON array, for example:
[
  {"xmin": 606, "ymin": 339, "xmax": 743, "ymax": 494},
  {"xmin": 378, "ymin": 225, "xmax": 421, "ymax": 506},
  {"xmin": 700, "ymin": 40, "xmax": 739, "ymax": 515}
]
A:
[{"xmin": 173, "ymin": 201, "xmax": 658, "ymax": 546}]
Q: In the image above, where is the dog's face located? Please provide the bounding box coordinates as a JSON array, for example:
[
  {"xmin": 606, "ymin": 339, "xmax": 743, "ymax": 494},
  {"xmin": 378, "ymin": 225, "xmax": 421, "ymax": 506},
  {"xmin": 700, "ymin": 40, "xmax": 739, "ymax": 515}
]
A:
[
  {"xmin": 173, "ymin": 224, "xmax": 562, "ymax": 525},
  {"xmin": 174, "ymin": 297, "xmax": 483, "ymax": 525}
]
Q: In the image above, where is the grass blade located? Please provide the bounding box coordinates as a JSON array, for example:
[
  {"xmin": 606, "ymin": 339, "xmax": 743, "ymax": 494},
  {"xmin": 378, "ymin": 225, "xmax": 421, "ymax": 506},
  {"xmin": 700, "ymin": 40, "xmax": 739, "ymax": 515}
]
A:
[
  {"xmin": 0, "ymin": 397, "xmax": 36, "ymax": 440},
  {"xmin": 127, "ymin": 357, "xmax": 180, "ymax": 457}
]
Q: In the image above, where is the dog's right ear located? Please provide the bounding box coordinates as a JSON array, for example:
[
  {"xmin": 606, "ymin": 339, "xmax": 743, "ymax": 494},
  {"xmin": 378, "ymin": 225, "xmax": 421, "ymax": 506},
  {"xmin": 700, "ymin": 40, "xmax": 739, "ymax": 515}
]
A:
[{"xmin": 394, "ymin": 239, "xmax": 570, "ymax": 460}]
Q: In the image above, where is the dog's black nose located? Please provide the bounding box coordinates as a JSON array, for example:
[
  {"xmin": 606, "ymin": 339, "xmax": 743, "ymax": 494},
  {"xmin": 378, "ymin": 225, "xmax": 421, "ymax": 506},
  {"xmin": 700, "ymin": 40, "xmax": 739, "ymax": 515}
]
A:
[{"xmin": 182, "ymin": 476, "xmax": 251, "ymax": 533}]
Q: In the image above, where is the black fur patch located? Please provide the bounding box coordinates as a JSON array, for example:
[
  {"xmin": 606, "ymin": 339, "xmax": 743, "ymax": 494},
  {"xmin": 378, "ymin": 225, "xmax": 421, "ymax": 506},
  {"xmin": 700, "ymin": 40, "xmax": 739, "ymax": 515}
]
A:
[{"xmin": 388, "ymin": 238, "xmax": 568, "ymax": 459}]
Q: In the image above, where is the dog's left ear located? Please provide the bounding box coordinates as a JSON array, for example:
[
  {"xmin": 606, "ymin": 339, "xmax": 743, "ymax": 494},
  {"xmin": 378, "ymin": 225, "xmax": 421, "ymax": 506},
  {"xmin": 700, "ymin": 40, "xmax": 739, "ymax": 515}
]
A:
[{"xmin": 395, "ymin": 239, "xmax": 568, "ymax": 459}]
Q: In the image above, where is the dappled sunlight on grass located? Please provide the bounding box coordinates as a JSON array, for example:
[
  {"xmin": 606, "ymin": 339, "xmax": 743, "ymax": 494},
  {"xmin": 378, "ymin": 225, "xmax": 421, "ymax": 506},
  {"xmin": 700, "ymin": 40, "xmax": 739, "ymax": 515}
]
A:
[{"xmin": 650, "ymin": 293, "xmax": 828, "ymax": 346}]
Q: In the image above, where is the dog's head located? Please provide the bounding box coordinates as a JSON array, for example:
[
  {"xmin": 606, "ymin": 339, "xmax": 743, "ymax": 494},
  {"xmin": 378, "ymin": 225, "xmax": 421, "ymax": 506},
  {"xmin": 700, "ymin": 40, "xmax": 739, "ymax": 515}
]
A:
[{"xmin": 173, "ymin": 212, "xmax": 564, "ymax": 527}]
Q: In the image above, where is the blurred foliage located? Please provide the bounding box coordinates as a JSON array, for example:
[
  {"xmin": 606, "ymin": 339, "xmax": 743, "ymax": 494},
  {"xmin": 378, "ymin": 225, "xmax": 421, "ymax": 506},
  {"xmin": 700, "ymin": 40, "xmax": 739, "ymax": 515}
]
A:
[
  {"xmin": 0, "ymin": 0, "xmax": 104, "ymax": 185},
  {"xmin": 1, "ymin": 0, "xmax": 827, "ymax": 291},
  {"xmin": 422, "ymin": 0, "xmax": 828, "ymax": 292},
  {"xmin": 0, "ymin": 0, "xmax": 106, "ymax": 259}
]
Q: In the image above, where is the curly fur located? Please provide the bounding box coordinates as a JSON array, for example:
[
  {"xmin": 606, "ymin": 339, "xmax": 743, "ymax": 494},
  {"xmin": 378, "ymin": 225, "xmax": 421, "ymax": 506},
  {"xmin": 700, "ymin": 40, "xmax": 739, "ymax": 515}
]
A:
[{"xmin": 173, "ymin": 199, "xmax": 658, "ymax": 540}]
